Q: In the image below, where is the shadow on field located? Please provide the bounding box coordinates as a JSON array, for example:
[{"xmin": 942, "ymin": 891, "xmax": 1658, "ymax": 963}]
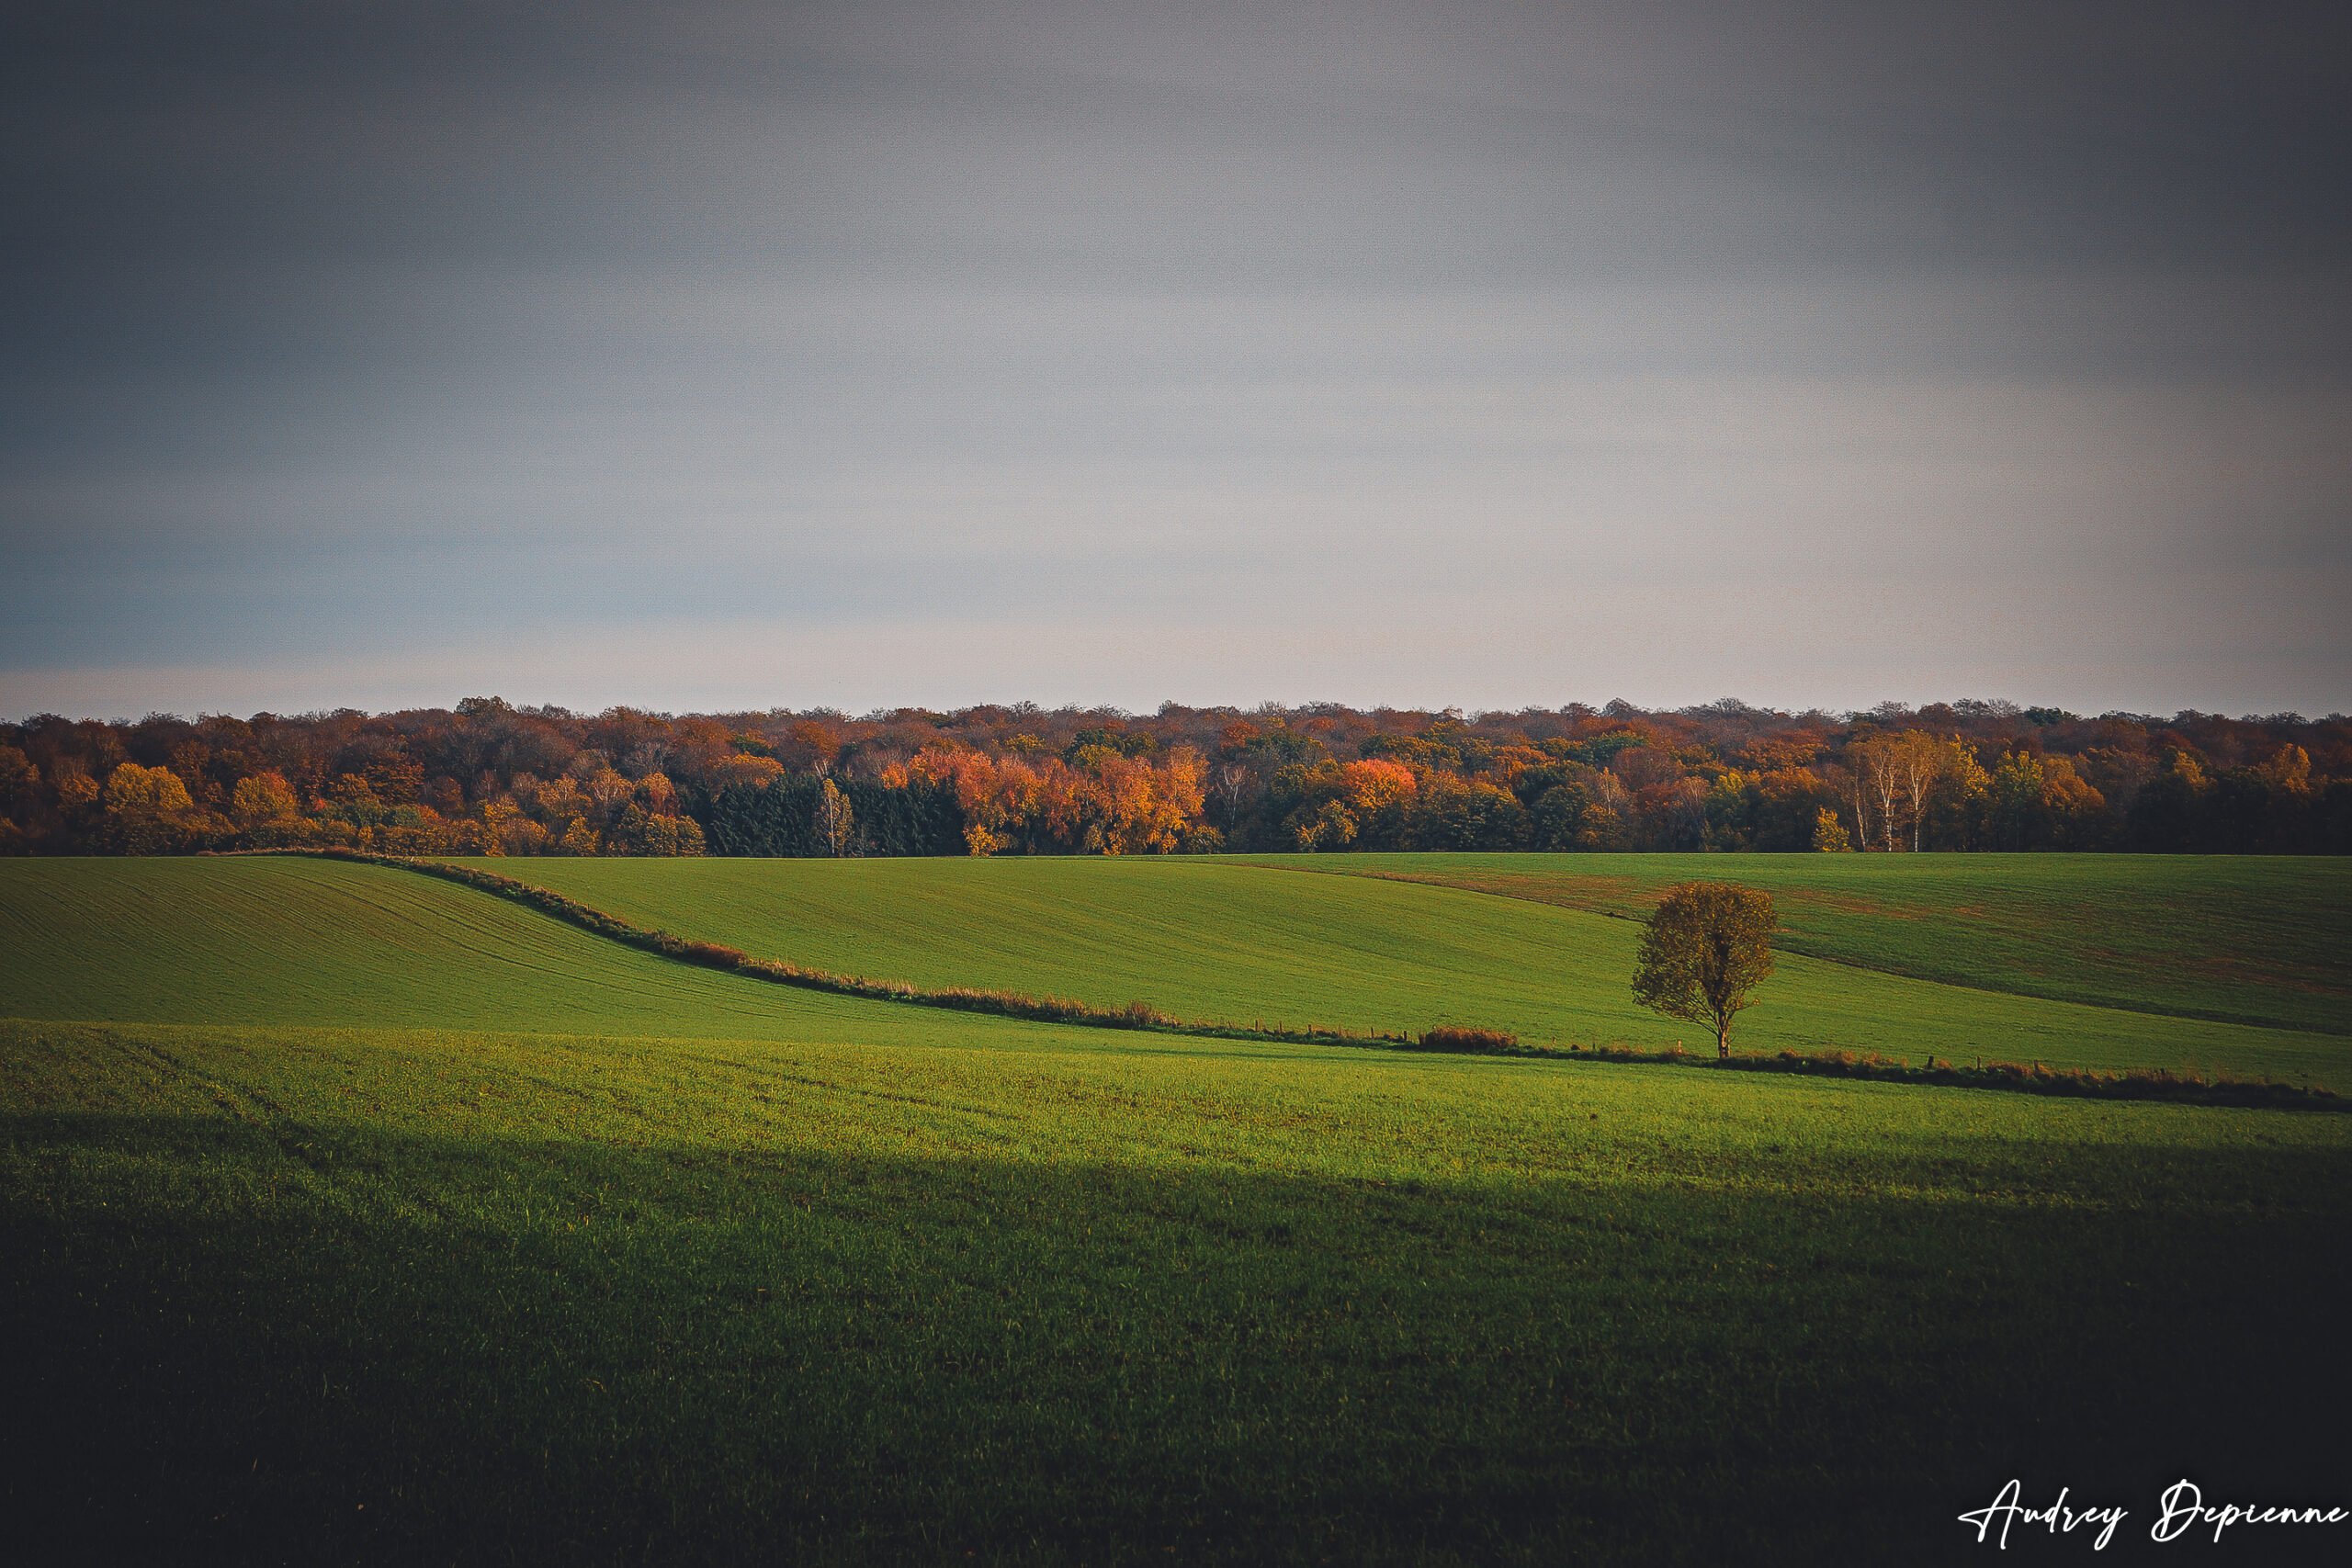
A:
[{"xmin": 3, "ymin": 1110, "xmax": 2346, "ymax": 1566}]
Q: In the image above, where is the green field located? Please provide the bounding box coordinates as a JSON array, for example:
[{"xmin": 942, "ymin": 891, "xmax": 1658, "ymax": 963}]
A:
[
  {"xmin": 489, "ymin": 855, "xmax": 2348, "ymax": 1081},
  {"xmin": 4, "ymin": 854, "xmax": 2350, "ymax": 1563},
  {"xmin": 0, "ymin": 857, "xmax": 1064, "ymax": 1050},
  {"xmin": 9, "ymin": 1018, "xmax": 2350, "ymax": 1564},
  {"xmin": 1238, "ymin": 852, "xmax": 2352, "ymax": 1035}
]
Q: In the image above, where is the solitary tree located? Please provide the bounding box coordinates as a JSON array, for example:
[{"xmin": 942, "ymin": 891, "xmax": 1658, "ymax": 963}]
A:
[{"xmin": 1631, "ymin": 881, "xmax": 1777, "ymax": 1059}]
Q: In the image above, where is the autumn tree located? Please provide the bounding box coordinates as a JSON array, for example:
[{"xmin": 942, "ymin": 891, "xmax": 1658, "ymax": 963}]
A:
[
  {"xmin": 7, "ymin": 696, "xmax": 2344, "ymax": 860},
  {"xmin": 2037, "ymin": 756, "xmax": 2109, "ymax": 850},
  {"xmin": 817, "ymin": 777, "xmax": 855, "ymax": 857},
  {"xmin": 481, "ymin": 799, "xmax": 543, "ymax": 856},
  {"xmin": 612, "ymin": 802, "xmax": 706, "ymax": 855},
  {"xmin": 1924, "ymin": 739, "xmax": 1994, "ymax": 849},
  {"xmin": 1822, "ymin": 748, "xmax": 1869, "ymax": 852},
  {"xmin": 100, "ymin": 762, "xmax": 200, "ymax": 853},
  {"xmin": 1742, "ymin": 767, "xmax": 1840, "ymax": 851},
  {"xmin": 1295, "ymin": 798, "xmax": 1358, "ymax": 850},
  {"xmin": 0, "ymin": 745, "xmax": 39, "ymax": 809},
  {"xmin": 707, "ymin": 751, "xmax": 786, "ymax": 792},
  {"xmin": 1273, "ymin": 757, "xmax": 1416, "ymax": 851},
  {"xmin": 1340, "ymin": 759, "xmax": 1416, "ymax": 833},
  {"xmin": 54, "ymin": 768, "xmax": 103, "ymax": 827},
  {"xmin": 636, "ymin": 772, "xmax": 679, "ymax": 817},
  {"xmin": 1630, "ymin": 881, "xmax": 1777, "ymax": 1059},
  {"xmin": 906, "ymin": 748, "xmax": 1046, "ymax": 856},
  {"xmin": 104, "ymin": 761, "xmax": 192, "ymax": 815},
  {"xmin": 1847, "ymin": 738, "xmax": 1904, "ymax": 852},
  {"xmin": 1890, "ymin": 728, "xmax": 1945, "ymax": 851},
  {"xmin": 1030, "ymin": 745, "xmax": 1204, "ymax": 855},
  {"xmin": 231, "ymin": 771, "xmax": 300, "ymax": 827}
]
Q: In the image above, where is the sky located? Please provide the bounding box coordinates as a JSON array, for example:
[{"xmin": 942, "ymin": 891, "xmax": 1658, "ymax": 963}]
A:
[{"xmin": 4, "ymin": 1, "xmax": 2346, "ymax": 720}]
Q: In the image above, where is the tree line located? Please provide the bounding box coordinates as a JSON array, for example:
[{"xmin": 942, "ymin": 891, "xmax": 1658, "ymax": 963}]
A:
[{"xmin": 3, "ymin": 694, "xmax": 2346, "ymax": 858}]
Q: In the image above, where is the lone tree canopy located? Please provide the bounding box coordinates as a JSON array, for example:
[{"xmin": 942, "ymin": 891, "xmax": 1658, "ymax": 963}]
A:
[{"xmin": 1631, "ymin": 881, "xmax": 1777, "ymax": 1059}]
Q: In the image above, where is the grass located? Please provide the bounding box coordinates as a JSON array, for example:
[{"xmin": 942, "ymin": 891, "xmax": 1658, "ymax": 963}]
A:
[
  {"xmin": 274, "ymin": 851, "xmax": 2336, "ymax": 1109},
  {"xmin": 6, "ymin": 1017, "xmax": 2348, "ymax": 1564},
  {"xmin": 0, "ymin": 856, "xmax": 1100, "ymax": 1051},
  {"xmin": 463, "ymin": 855, "xmax": 2349, "ymax": 1080},
  {"xmin": 5, "ymin": 854, "xmax": 2349, "ymax": 1562},
  {"xmin": 1234, "ymin": 852, "xmax": 2352, "ymax": 1036}
]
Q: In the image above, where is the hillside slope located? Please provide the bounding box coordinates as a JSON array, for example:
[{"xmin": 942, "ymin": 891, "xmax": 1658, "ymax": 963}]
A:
[
  {"xmin": 0, "ymin": 857, "xmax": 1076, "ymax": 1054},
  {"xmin": 1237, "ymin": 852, "xmax": 2352, "ymax": 1034},
  {"xmin": 485, "ymin": 856, "xmax": 2346, "ymax": 1079}
]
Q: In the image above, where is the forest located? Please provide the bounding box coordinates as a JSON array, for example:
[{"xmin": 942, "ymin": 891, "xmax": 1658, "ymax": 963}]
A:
[{"xmin": 3, "ymin": 695, "xmax": 2346, "ymax": 859}]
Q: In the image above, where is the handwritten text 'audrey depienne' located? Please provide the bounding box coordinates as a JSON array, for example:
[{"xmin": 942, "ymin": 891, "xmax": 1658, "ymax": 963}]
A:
[{"xmin": 1958, "ymin": 1478, "xmax": 2347, "ymax": 1549}]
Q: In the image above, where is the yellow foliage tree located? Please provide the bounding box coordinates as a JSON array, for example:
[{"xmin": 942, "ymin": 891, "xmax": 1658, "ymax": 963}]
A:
[
  {"xmin": 55, "ymin": 770, "xmax": 101, "ymax": 819},
  {"xmin": 100, "ymin": 763, "xmax": 198, "ymax": 853},
  {"xmin": 231, "ymin": 772, "xmax": 300, "ymax": 826},
  {"xmin": 709, "ymin": 752, "xmax": 786, "ymax": 791},
  {"xmin": 817, "ymin": 778, "xmax": 854, "ymax": 857},
  {"xmin": 104, "ymin": 762, "xmax": 194, "ymax": 816},
  {"xmin": 1632, "ymin": 881, "xmax": 1778, "ymax": 1058},
  {"xmin": 1295, "ymin": 799, "xmax": 1358, "ymax": 850},
  {"xmin": 1340, "ymin": 758, "xmax": 1416, "ymax": 815}
]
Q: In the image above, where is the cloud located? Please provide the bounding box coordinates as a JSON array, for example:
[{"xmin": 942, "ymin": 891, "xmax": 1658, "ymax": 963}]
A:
[{"xmin": 3, "ymin": 2, "xmax": 2347, "ymax": 715}]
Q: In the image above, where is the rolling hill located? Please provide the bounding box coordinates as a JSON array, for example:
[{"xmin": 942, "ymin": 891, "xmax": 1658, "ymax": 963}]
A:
[
  {"xmin": 487, "ymin": 854, "xmax": 2348, "ymax": 1080},
  {"xmin": 1237, "ymin": 852, "xmax": 2352, "ymax": 1034},
  {"xmin": 4, "ymin": 853, "xmax": 2349, "ymax": 1562}
]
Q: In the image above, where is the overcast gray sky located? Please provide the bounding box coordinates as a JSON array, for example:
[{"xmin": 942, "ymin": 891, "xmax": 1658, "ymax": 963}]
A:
[{"xmin": 4, "ymin": 1, "xmax": 2346, "ymax": 717}]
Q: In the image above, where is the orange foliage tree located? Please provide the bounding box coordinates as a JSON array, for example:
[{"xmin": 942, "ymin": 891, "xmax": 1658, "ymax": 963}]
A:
[{"xmin": 905, "ymin": 747, "xmax": 1046, "ymax": 856}]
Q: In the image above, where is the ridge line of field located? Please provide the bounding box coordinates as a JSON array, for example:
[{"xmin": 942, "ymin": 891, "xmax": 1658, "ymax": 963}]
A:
[
  {"xmin": 1227, "ymin": 860, "xmax": 2349, "ymax": 1038},
  {"xmin": 215, "ymin": 850, "xmax": 2343, "ymax": 1111}
]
